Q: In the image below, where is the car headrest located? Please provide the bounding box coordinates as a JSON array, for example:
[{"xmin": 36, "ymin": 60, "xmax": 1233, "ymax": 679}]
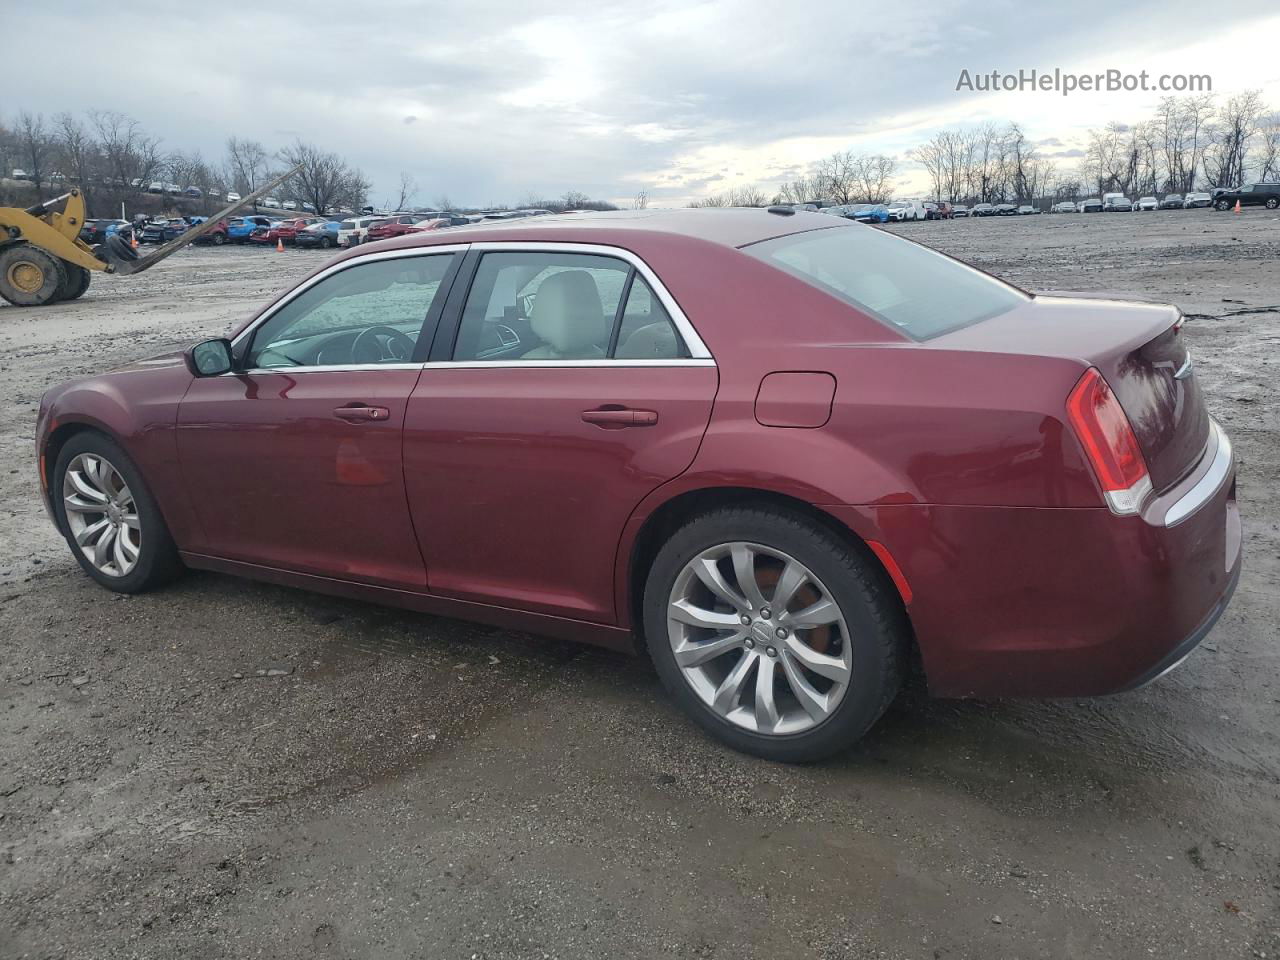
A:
[{"xmin": 529, "ymin": 270, "xmax": 607, "ymax": 354}]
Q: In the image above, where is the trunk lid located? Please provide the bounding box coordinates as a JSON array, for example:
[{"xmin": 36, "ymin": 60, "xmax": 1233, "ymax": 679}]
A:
[{"xmin": 937, "ymin": 294, "xmax": 1210, "ymax": 494}]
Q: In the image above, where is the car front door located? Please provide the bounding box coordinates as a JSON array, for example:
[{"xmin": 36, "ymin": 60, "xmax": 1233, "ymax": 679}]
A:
[
  {"xmin": 176, "ymin": 248, "xmax": 462, "ymax": 588},
  {"xmin": 403, "ymin": 246, "xmax": 718, "ymax": 623}
]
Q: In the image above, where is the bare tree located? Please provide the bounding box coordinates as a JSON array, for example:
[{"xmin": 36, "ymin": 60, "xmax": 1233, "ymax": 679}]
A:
[
  {"xmin": 729, "ymin": 185, "xmax": 769, "ymax": 206},
  {"xmin": 277, "ymin": 139, "xmax": 369, "ymax": 216},
  {"xmin": 776, "ymin": 176, "xmax": 818, "ymax": 204},
  {"xmin": 815, "ymin": 151, "xmax": 859, "ymax": 203},
  {"xmin": 1255, "ymin": 112, "xmax": 1280, "ymax": 181},
  {"xmin": 1204, "ymin": 90, "xmax": 1264, "ymax": 188},
  {"xmin": 633, "ymin": 189, "xmax": 648, "ymax": 209},
  {"xmin": 225, "ymin": 137, "xmax": 272, "ymax": 204},
  {"xmin": 53, "ymin": 112, "xmax": 97, "ymax": 209},
  {"xmin": 393, "ymin": 171, "xmax": 417, "ymax": 211},
  {"xmin": 89, "ymin": 110, "xmax": 163, "ymax": 203},
  {"xmin": 850, "ymin": 154, "xmax": 897, "ymax": 203},
  {"xmin": 15, "ymin": 112, "xmax": 53, "ymax": 200},
  {"xmin": 432, "ymin": 194, "xmax": 453, "ymax": 212}
]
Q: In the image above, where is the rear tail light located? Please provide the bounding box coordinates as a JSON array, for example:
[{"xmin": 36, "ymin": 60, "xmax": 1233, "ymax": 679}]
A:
[{"xmin": 1066, "ymin": 367, "xmax": 1152, "ymax": 516}]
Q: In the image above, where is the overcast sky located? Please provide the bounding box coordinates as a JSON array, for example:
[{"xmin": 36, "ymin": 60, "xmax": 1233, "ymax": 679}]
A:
[{"xmin": 11, "ymin": 0, "xmax": 1280, "ymax": 207}]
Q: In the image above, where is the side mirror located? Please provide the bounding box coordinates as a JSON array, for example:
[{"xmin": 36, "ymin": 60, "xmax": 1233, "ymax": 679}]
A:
[{"xmin": 187, "ymin": 338, "xmax": 235, "ymax": 377}]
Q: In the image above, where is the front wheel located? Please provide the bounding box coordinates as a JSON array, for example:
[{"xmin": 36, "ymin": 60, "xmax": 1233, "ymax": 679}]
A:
[
  {"xmin": 642, "ymin": 506, "xmax": 906, "ymax": 762},
  {"xmin": 212, "ymin": 231, "xmax": 227, "ymax": 245},
  {"xmin": 52, "ymin": 432, "xmax": 183, "ymax": 593},
  {"xmin": 1215, "ymin": 199, "xmax": 1231, "ymax": 211},
  {"xmin": 0, "ymin": 244, "xmax": 67, "ymax": 306}
]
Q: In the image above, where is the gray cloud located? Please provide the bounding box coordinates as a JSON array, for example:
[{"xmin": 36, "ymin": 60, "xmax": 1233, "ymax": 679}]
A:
[{"xmin": 6, "ymin": 0, "xmax": 1267, "ymax": 206}]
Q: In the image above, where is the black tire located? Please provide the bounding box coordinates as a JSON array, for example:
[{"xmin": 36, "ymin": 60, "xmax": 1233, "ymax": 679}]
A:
[
  {"xmin": 0, "ymin": 244, "xmax": 68, "ymax": 306},
  {"xmin": 319, "ymin": 236, "xmax": 333, "ymax": 249},
  {"xmin": 212, "ymin": 231, "xmax": 227, "ymax": 245},
  {"xmin": 1215, "ymin": 199, "xmax": 1231, "ymax": 211},
  {"xmin": 56, "ymin": 262, "xmax": 92, "ymax": 301},
  {"xmin": 641, "ymin": 505, "xmax": 907, "ymax": 762},
  {"xmin": 51, "ymin": 431, "xmax": 183, "ymax": 593},
  {"xmin": 1267, "ymin": 198, "xmax": 1279, "ymax": 210}
]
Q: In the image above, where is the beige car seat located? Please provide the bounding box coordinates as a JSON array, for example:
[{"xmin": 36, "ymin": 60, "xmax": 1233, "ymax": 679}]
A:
[{"xmin": 522, "ymin": 270, "xmax": 607, "ymax": 359}]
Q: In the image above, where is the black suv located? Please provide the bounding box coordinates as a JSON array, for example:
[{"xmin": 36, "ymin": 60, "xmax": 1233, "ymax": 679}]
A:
[{"xmin": 1214, "ymin": 183, "xmax": 1280, "ymax": 210}]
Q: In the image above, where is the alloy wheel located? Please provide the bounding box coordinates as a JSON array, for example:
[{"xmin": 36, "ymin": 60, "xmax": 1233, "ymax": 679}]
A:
[
  {"xmin": 62, "ymin": 453, "xmax": 141, "ymax": 577},
  {"xmin": 667, "ymin": 541, "xmax": 852, "ymax": 736}
]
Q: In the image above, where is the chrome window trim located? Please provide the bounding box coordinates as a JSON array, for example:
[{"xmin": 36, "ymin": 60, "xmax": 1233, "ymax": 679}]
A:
[
  {"xmin": 1163, "ymin": 420, "xmax": 1232, "ymax": 527},
  {"xmin": 421, "ymin": 358, "xmax": 716, "ymax": 369},
  {"xmin": 225, "ymin": 240, "xmax": 715, "ymax": 373},
  {"xmin": 225, "ymin": 359, "xmax": 716, "ymax": 376},
  {"xmin": 228, "ymin": 244, "xmax": 471, "ymax": 351},
  {"xmin": 467, "ymin": 240, "xmax": 714, "ymax": 360}
]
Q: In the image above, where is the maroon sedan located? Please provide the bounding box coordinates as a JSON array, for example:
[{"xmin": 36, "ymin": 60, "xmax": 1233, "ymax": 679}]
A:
[
  {"xmin": 35, "ymin": 209, "xmax": 1240, "ymax": 761},
  {"xmin": 366, "ymin": 215, "xmax": 438, "ymax": 241}
]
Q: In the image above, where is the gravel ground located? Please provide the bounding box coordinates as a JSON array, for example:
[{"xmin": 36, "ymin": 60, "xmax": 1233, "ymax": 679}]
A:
[{"xmin": 1, "ymin": 211, "xmax": 1278, "ymax": 959}]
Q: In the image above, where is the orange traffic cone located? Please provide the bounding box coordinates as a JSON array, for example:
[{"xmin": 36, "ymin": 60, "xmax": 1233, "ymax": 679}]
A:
[
  {"xmin": 1234, "ymin": 199, "xmax": 1242, "ymax": 214},
  {"xmin": 276, "ymin": 237, "xmax": 285, "ymax": 252},
  {"xmin": 130, "ymin": 231, "xmax": 138, "ymax": 250}
]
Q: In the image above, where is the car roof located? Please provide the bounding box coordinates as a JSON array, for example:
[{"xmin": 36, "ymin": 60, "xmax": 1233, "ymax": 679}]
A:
[{"xmin": 341, "ymin": 208, "xmax": 838, "ymax": 255}]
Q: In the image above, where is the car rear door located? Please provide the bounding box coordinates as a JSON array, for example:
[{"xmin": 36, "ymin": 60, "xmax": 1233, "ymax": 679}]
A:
[
  {"xmin": 403, "ymin": 244, "xmax": 717, "ymax": 623},
  {"xmin": 176, "ymin": 248, "xmax": 463, "ymax": 588}
]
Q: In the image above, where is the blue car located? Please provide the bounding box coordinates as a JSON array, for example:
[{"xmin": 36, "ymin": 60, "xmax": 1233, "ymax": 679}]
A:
[
  {"xmin": 226, "ymin": 215, "xmax": 275, "ymax": 243},
  {"xmin": 846, "ymin": 203, "xmax": 890, "ymax": 223},
  {"xmin": 140, "ymin": 218, "xmax": 191, "ymax": 244},
  {"xmin": 294, "ymin": 220, "xmax": 342, "ymax": 249}
]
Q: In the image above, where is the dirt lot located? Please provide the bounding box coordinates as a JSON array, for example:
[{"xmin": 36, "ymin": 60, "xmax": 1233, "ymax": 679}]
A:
[{"xmin": 1, "ymin": 211, "xmax": 1277, "ymax": 959}]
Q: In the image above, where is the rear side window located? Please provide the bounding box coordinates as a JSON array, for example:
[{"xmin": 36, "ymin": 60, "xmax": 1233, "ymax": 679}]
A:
[
  {"xmin": 613, "ymin": 277, "xmax": 688, "ymax": 359},
  {"xmin": 745, "ymin": 226, "xmax": 1026, "ymax": 339}
]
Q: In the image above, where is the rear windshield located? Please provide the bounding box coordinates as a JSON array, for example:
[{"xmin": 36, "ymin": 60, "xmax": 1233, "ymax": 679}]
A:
[{"xmin": 745, "ymin": 226, "xmax": 1027, "ymax": 340}]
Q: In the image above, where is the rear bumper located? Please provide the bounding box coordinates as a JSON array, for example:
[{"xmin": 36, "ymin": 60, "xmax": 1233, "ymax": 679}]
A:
[{"xmin": 825, "ymin": 424, "xmax": 1241, "ymax": 698}]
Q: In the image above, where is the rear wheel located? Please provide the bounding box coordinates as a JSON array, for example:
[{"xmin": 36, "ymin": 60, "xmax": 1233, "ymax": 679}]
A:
[
  {"xmin": 0, "ymin": 244, "xmax": 67, "ymax": 306},
  {"xmin": 319, "ymin": 236, "xmax": 333, "ymax": 249},
  {"xmin": 56, "ymin": 262, "xmax": 91, "ymax": 301},
  {"xmin": 1267, "ymin": 198, "xmax": 1279, "ymax": 210},
  {"xmin": 212, "ymin": 231, "xmax": 227, "ymax": 245},
  {"xmin": 642, "ymin": 506, "xmax": 906, "ymax": 762},
  {"xmin": 52, "ymin": 432, "xmax": 183, "ymax": 593}
]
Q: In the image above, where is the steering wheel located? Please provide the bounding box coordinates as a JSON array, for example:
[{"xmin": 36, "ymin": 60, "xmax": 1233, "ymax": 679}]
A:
[{"xmin": 351, "ymin": 325, "xmax": 416, "ymax": 364}]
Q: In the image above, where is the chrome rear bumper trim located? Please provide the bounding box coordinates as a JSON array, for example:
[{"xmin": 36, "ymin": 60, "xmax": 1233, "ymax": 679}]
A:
[{"xmin": 1164, "ymin": 420, "xmax": 1232, "ymax": 527}]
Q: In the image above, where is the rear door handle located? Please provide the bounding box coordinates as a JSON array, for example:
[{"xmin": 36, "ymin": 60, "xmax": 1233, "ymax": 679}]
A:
[
  {"xmin": 333, "ymin": 405, "xmax": 390, "ymax": 422},
  {"xmin": 581, "ymin": 407, "xmax": 659, "ymax": 428}
]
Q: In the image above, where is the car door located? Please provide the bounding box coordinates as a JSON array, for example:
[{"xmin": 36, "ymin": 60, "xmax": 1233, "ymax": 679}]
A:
[
  {"xmin": 403, "ymin": 245, "xmax": 718, "ymax": 623},
  {"xmin": 176, "ymin": 247, "xmax": 463, "ymax": 588}
]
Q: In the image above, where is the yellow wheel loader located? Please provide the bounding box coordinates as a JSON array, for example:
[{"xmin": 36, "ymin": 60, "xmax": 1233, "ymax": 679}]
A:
[{"xmin": 0, "ymin": 166, "xmax": 300, "ymax": 307}]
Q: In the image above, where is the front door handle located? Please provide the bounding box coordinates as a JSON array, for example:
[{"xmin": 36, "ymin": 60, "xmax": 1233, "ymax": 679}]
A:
[
  {"xmin": 581, "ymin": 407, "xmax": 659, "ymax": 428},
  {"xmin": 333, "ymin": 405, "xmax": 390, "ymax": 423}
]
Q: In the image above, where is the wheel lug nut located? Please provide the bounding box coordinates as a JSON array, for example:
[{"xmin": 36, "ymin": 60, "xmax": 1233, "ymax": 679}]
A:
[
  {"xmin": 740, "ymin": 614, "xmax": 751, "ymax": 626},
  {"xmin": 744, "ymin": 638, "xmax": 755, "ymax": 649},
  {"xmin": 760, "ymin": 607, "xmax": 771, "ymax": 620},
  {"xmin": 766, "ymin": 646, "xmax": 778, "ymax": 658},
  {"xmin": 776, "ymin": 627, "xmax": 788, "ymax": 639}
]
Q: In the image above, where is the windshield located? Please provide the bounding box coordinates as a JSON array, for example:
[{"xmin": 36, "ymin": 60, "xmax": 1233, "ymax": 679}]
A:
[{"xmin": 746, "ymin": 226, "xmax": 1027, "ymax": 340}]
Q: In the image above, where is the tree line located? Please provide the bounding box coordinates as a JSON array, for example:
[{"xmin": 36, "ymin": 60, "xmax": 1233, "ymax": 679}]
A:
[
  {"xmin": 687, "ymin": 89, "xmax": 1280, "ymax": 209},
  {"xmin": 0, "ymin": 110, "xmax": 371, "ymax": 217},
  {"xmin": 912, "ymin": 91, "xmax": 1280, "ymax": 205}
]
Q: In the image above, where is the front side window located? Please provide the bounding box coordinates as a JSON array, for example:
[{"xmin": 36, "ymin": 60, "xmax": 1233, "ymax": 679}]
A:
[
  {"xmin": 248, "ymin": 254, "xmax": 455, "ymax": 368},
  {"xmin": 745, "ymin": 225, "xmax": 1027, "ymax": 340}
]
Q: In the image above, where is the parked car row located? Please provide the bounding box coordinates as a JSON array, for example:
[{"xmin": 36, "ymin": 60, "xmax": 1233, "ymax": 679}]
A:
[{"xmin": 811, "ymin": 183, "xmax": 1280, "ymax": 224}]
